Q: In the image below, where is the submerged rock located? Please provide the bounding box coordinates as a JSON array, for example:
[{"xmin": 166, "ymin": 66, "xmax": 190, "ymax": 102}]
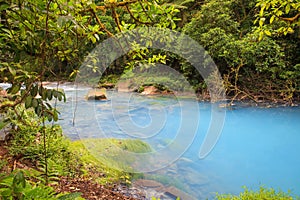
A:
[
  {"xmin": 132, "ymin": 179, "xmax": 196, "ymax": 200},
  {"xmin": 162, "ymin": 186, "xmax": 196, "ymax": 200},
  {"xmin": 86, "ymin": 88, "xmax": 107, "ymax": 100}
]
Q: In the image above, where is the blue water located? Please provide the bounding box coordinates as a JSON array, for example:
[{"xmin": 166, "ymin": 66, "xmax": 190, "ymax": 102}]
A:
[
  {"xmin": 184, "ymin": 106, "xmax": 300, "ymax": 198},
  {"xmin": 49, "ymin": 85, "xmax": 300, "ymax": 199}
]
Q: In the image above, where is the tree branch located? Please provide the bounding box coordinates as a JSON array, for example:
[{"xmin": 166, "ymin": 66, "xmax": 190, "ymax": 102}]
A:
[
  {"xmin": 112, "ymin": 7, "xmax": 122, "ymax": 32},
  {"xmin": 280, "ymin": 13, "xmax": 300, "ymax": 22},
  {"xmin": 100, "ymin": 0, "xmax": 139, "ymax": 9},
  {"xmin": 89, "ymin": 9, "xmax": 114, "ymax": 37},
  {"xmin": 125, "ymin": 5, "xmax": 152, "ymax": 25}
]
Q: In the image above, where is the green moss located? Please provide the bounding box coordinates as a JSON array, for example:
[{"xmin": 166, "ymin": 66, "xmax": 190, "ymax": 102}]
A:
[{"xmin": 69, "ymin": 138, "xmax": 151, "ymax": 184}]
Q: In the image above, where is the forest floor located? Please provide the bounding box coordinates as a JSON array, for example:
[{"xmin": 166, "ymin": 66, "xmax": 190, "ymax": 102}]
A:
[{"xmin": 0, "ymin": 141, "xmax": 145, "ymax": 200}]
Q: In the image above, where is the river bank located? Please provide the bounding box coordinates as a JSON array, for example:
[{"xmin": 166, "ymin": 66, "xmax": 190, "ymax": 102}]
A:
[
  {"xmin": 1, "ymin": 81, "xmax": 299, "ymax": 107},
  {"xmin": 1, "ymin": 82, "xmax": 300, "ymax": 199}
]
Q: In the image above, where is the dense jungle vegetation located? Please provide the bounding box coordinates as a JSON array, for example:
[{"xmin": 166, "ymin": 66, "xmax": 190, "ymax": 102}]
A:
[
  {"xmin": 0, "ymin": 0, "xmax": 299, "ymax": 199},
  {"xmin": 0, "ymin": 0, "xmax": 299, "ymax": 104}
]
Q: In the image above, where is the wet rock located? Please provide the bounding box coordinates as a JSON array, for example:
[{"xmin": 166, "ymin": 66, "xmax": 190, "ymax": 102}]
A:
[
  {"xmin": 100, "ymin": 83, "xmax": 115, "ymax": 89},
  {"xmin": 141, "ymin": 86, "xmax": 160, "ymax": 95},
  {"xmin": 141, "ymin": 86, "xmax": 174, "ymax": 95},
  {"xmin": 86, "ymin": 89, "xmax": 107, "ymax": 100}
]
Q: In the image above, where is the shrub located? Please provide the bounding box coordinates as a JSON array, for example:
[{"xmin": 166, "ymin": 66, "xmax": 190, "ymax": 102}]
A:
[{"xmin": 6, "ymin": 107, "xmax": 79, "ymax": 181}]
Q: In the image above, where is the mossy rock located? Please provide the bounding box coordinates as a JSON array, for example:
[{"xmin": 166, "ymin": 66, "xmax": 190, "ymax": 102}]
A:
[{"xmin": 69, "ymin": 138, "xmax": 151, "ymax": 184}]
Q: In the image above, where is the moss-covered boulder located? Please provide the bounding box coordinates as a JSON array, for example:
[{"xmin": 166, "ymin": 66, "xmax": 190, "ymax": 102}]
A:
[{"xmin": 69, "ymin": 138, "xmax": 151, "ymax": 184}]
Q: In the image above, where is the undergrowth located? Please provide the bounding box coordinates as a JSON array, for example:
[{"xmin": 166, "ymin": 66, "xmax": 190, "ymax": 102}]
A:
[
  {"xmin": 0, "ymin": 106, "xmax": 152, "ymax": 199},
  {"xmin": 215, "ymin": 186, "xmax": 297, "ymax": 200}
]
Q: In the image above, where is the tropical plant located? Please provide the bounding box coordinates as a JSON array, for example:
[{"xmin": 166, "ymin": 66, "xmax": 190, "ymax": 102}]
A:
[
  {"xmin": 0, "ymin": 0, "xmax": 181, "ymax": 187},
  {"xmin": 182, "ymin": 0, "xmax": 299, "ymax": 102},
  {"xmin": 0, "ymin": 170, "xmax": 83, "ymax": 200},
  {"xmin": 6, "ymin": 107, "xmax": 78, "ymax": 184},
  {"xmin": 255, "ymin": 0, "xmax": 300, "ymax": 38}
]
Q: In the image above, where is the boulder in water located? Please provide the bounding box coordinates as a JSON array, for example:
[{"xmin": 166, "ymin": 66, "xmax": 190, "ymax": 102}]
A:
[
  {"xmin": 86, "ymin": 88, "xmax": 107, "ymax": 101},
  {"xmin": 141, "ymin": 85, "xmax": 174, "ymax": 95},
  {"xmin": 141, "ymin": 86, "xmax": 160, "ymax": 95},
  {"xmin": 100, "ymin": 83, "xmax": 115, "ymax": 89}
]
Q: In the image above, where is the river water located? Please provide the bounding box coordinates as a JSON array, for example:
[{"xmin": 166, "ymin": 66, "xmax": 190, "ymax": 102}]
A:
[{"xmin": 1, "ymin": 83, "xmax": 300, "ymax": 199}]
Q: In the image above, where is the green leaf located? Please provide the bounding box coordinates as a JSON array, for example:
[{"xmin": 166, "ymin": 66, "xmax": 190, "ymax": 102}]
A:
[
  {"xmin": 10, "ymin": 84, "xmax": 20, "ymax": 94},
  {"xmin": 53, "ymin": 111, "xmax": 59, "ymax": 122},
  {"xmin": 0, "ymin": 3, "xmax": 10, "ymax": 11},
  {"xmin": 285, "ymin": 4, "xmax": 290, "ymax": 14},
  {"xmin": 57, "ymin": 93, "xmax": 62, "ymax": 101},
  {"xmin": 171, "ymin": 21, "xmax": 176, "ymax": 30},
  {"xmin": 53, "ymin": 90, "xmax": 58, "ymax": 98},
  {"xmin": 90, "ymin": 36, "xmax": 96, "ymax": 43},
  {"xmin": 31, "ymin": 85, "xmax": 38, "ymax": 97},
  {"xmin": 31, "ymin": 98, "xmax": 38, "ymax": 108},
  {"xmin": 259, "ymin": 5, "xmax": 265, "ymax": 17},
  {"xmin": 35, "ymin": 106, "xmax": 42, "ymax": 116},
  {"xmin": 47, "ymin": 114, "xmax": 53, "ymax": 122},
  {"xmin": 276, "ymin": 10, "xmax": 283, "ymax": 16},
  {"xmin": 264, "ymin": 30, "xmax": 272, "ymax": 36},
  {"xmin": 0, "ymin": 188, "xmax": 12, "ymax": 197},
  {"xmin": 8, "ymin": 66, "xmax": 16, "ymax": 77},
  {"xmin": 259, "ymin": 31, "xmax": 264, "ymax": 41},
  {"xmin": 53, "ymin": 2, "xmax": 58, "ymax": 10},
  {"xmin": 47, "ymin": 90, "xmax": 53, "ymax": 100},
  {"xmin": 42, "ymin": 89, "xmax": 47, "ymax": 100},
  {"xmin": 25, "ymin": 96, "xmax": 32, "ymax": 109},
  {"xmin": 259, "ymin": 18, "xmax": 265, "ymax": 27},
  {"xmin": 38, "ymin": 85, "xmax": 43, "ymax": 95},
  {"xmin": 0, "ymin": 120, "xmax": 8, "ymax": 130},
  {"xmin": 270, "ymin": 15, "xmax": 275, "ymax": 24},
  {"xmin": 13, "ymin": 171, "xmax": 25, "ymax": 188}
]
